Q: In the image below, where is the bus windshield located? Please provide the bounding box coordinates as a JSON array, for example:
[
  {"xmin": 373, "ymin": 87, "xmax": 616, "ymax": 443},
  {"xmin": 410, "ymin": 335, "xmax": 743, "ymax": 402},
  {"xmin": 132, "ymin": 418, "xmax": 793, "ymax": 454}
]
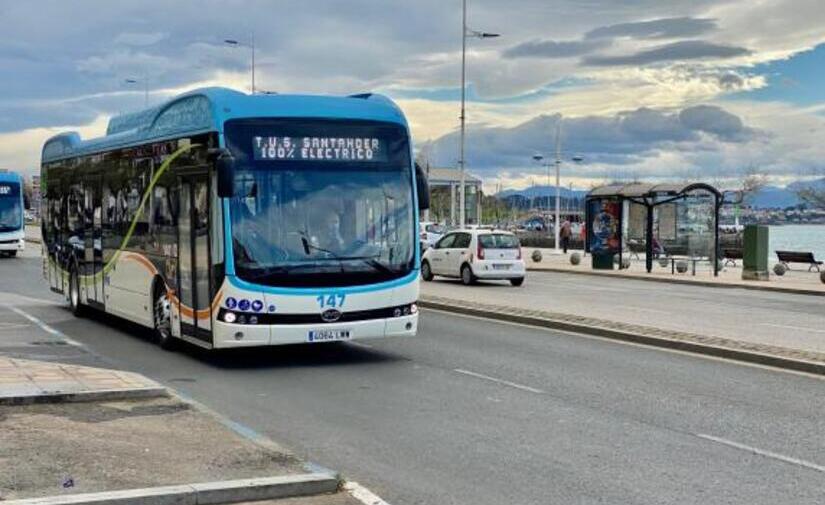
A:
[
  {"xmin": 0, "ymin": 183, "xmax": 22, "ymax": 232},
  {"xmin": 225, "ymin": 119, "xmax": 415, "ymax": 288}
]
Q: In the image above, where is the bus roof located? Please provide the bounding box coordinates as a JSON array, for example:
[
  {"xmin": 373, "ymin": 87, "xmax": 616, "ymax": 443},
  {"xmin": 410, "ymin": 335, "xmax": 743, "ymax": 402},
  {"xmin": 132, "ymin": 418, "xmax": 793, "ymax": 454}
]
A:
[
  {"xmin": 0, "ymin": 172, "xmax": 23, "ymax": 184},
  {"xmin": 42, "ymin": 87, "xmax": 409, "ymax": 163}
]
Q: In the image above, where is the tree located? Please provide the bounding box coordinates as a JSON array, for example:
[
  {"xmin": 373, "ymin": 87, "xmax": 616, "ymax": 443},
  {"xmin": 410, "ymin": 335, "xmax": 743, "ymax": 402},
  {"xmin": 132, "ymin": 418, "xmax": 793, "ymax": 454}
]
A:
[
  {"xmin": 795, "ymin": 169, "xmax": 825, "ymax": 209},
  {"xmin": 739, "ymin": 166, "xmax": 769, "ymax": 206},
  {"xmin": 797, "ymin": 187, "xmax": 825, "ymax": 209}
]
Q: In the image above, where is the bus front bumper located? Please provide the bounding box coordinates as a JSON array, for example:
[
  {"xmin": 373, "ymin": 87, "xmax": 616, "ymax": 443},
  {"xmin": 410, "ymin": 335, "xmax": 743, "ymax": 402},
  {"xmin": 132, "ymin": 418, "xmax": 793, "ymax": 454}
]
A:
[
  {"xmin": 0, "ymin": 238, "xmax": 25, "ymax": 251},
  {"xmin": 211, "ymin": 313, "xmax": 419, "ymax": 348}
]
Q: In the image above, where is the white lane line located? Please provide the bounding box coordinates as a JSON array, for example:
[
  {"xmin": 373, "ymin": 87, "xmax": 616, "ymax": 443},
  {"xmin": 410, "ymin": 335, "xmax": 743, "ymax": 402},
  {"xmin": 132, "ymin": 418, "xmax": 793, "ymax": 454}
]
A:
[
  {"xmin": 0, "ymin": 322, "xmax": 31, "ymax": 330},
  {"xmin": 615, "ymin": 305, "xmax": 670, "ymax": 315},
  {"xmin": 759, "ymin": 323, "xmax": 825, "ymax": 335},
  {"xmin": 344, "ymin": 481, "xmax": 392, "ymax": 505},
  {"xmin": 6, "ymin": 306, "xmax": 84, "ymax": 347},
  {"xmin": 696, "ymin": 434, "xmax": 825, "ymax": 473},
  {"xmin": 453, "ymin": 368, "xmax": 545, "ymax": 394}
]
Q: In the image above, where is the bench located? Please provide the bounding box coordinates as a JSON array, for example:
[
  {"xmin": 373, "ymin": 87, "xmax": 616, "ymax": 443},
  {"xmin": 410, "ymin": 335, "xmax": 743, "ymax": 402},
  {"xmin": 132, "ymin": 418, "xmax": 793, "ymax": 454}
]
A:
[
  {"xmin": 723, "ymin": 248, "xmax": 743, "ymax": 267},
  {"xmin": 775, "ymin": 250, "xmax": 823, "ymax": 272}
]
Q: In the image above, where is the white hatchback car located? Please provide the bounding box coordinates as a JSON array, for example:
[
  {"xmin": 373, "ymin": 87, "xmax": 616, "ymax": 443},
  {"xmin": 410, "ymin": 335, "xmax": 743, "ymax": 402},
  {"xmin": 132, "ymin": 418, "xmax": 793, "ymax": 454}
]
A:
[{"xmin": 421, "ymin": 229, "xmax": 525, "ymax": 286}]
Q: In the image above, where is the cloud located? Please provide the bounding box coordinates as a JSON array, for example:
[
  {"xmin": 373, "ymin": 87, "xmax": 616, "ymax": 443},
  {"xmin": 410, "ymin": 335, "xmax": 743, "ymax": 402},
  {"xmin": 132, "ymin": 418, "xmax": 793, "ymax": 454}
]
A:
[
  {"xmin": 584, "ymin": 40, "xmax": 751, "ymax": 66},
  {"xmin": 423, "ymin": 105, "xmax": 758, "ymax": 175},
  {"xmin": 678, "ymin": 105, "xmax": 753, "ymax": 141},
  {"xmin": 113, "ymin": 32, "xmax": 167, "ymax": 47},
  {"xmin": 503, "ymin": 39, "xmax": 609, "ymax": 59},
  {"xmin": 585, "ymin": 17, "xmax": 717, "ymax": 40}
]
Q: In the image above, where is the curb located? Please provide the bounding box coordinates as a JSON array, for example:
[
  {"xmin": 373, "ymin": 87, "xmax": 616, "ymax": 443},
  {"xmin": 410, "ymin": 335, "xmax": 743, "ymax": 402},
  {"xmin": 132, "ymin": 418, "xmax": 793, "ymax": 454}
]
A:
[
  {"xmin": 419, "ymin": 297, "xmax": 825, "ymax": 376},
  {"xmin": 0, "ymin": 386, "xmax": 168, "ymax": 406},
  {"xmin": 3, "ymin": 474, "xmax": 339, "ymax": 505},
  {"xmin": 526, "ymin": 266, "xmax": 825, "ymax": 297}
]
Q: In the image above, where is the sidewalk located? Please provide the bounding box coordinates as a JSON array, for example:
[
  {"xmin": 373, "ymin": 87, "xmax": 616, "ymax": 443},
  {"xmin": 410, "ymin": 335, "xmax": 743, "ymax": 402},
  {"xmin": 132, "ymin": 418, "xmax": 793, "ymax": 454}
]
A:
[
  {"xmin": 0, "ymin": 303, "xmax": 346, "ymax": 504},
  {"xmin": 524, "ymin": 247, "xmax": 824, "ymax": 296},
  {"xmin": 0, "ymin": 356, "xmax": 165, "ymax": 404}
]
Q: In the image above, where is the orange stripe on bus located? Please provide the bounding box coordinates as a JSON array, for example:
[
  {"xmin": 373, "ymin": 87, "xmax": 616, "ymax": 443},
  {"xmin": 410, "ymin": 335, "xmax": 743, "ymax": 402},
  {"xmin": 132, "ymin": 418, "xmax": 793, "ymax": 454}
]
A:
[{"xmin": 121, "ymin": 252, "xmax": 223, "ymax": 321}]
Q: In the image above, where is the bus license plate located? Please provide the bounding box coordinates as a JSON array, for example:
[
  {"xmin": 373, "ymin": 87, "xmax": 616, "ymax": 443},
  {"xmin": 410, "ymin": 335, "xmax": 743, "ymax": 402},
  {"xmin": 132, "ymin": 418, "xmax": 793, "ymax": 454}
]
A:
[
  {"xmin": 493, "ymin": 264, "xmax": 511, "ymax": 270},
  {"xmin": 308, "ymin": 329, "xmax": 352, "ymax": 343}
]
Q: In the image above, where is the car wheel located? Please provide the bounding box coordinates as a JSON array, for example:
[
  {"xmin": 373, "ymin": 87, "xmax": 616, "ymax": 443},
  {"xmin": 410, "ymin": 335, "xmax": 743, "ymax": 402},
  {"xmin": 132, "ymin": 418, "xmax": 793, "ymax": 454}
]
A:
[
  {"xmin": 510, "ymin": 277, "xmax": 525, "ymax": 287},
  {"xmin": 69, "ymin": 268, "xmax": 86, "ymax": 317},
  {"xmin": 421, "ymin": 260, "xmax": 434, "ymax": 281},
  {"xmin": 461, "ymin": 264, "xmax": 475, "ymax": 286},
  {"xmin": 153, "ymin": 287, "xmax": 176, "ymax": 350}
]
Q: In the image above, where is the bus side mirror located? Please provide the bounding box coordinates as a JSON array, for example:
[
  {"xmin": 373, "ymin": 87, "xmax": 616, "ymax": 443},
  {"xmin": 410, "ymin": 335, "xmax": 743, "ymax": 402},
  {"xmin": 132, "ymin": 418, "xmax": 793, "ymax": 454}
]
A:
[
  {"xmin": 415, "ymin": 163, "xmax": 430, "ymax": 211},
  {"xmin": 215, "ymin": 151, "xmax": 235, "ymax": 198}
]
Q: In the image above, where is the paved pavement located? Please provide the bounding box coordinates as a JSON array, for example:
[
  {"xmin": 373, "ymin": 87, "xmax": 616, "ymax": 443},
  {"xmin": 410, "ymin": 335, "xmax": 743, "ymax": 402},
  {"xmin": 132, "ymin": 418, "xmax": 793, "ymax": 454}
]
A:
[
  {"xmin": 0, "ymin": 356, "xmax": 163, "ymax": 403},
  {"xmin": 3, "ymin": 248, "xmax": 825, "ymax": 504},
  {"xmin": 422, "ymin": 266, "xmax": 825, "ymax": 355},
  {"xmin": 524, "ymin": 247, "xmax": 825, "ymax": 294}
]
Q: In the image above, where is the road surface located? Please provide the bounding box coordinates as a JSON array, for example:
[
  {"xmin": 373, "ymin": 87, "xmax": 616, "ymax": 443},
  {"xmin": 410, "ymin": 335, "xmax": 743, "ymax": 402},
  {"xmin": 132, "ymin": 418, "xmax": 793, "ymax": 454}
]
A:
[{"xmin": 2, "ymin": 249, "xmax": 823, "ymax": 504}]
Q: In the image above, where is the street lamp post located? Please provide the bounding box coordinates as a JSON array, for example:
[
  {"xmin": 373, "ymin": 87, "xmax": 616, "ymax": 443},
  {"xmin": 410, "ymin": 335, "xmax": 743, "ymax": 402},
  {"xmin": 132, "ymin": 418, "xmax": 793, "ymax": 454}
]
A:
[
  {"xmin": 459, "ymin": 0, "xmax": 498, "ymax": 228},
  {"xmin": 533, "ymin": 124, "xmax": 583, "ymax": 252},
  {"xmin": 124, "ymin": 78, "xmax": 148, "ymax": 108},
  {"xmin": 225, "ymin": 35, "xmax": 255, "ymax": 94}
]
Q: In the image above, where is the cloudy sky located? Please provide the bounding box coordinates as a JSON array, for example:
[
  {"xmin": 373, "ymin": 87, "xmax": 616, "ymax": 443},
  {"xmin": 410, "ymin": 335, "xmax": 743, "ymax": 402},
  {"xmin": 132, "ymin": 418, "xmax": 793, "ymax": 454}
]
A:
[{"xmin": 1, "ymin": 0, "xmax": 825, "ymax": 191}]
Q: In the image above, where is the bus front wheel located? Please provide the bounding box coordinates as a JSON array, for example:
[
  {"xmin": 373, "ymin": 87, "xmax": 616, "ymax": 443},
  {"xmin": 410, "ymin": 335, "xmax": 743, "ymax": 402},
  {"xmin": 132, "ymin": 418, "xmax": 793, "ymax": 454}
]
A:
[{"xmin": 153, "ymin": 289, "xmax": 175, "ymax": 351}]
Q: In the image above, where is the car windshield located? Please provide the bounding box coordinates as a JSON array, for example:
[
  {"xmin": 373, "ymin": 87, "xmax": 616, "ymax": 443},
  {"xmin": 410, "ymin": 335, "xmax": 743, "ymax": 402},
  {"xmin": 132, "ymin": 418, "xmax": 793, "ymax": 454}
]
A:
[
  {"xmin": 225, "ymin": 119, "xmax": 414, "ymax": 288},
  {"xmin": 0, "ymin": 187, "xmax": 22, "ymax": 232},
  {"xmin": 479, "ymin": 233, "xmax": 519, "ymax": 249},
  {"xmin": 425, "ymin": 224, "xmax": 445, "ymax": 234}
]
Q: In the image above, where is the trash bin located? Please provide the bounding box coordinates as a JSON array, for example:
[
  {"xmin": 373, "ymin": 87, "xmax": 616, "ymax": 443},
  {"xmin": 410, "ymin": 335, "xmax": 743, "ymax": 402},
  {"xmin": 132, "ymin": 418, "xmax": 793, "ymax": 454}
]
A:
[{"xmin": 742, "ymin": 224, "xmax": 769, "ymax": 281}]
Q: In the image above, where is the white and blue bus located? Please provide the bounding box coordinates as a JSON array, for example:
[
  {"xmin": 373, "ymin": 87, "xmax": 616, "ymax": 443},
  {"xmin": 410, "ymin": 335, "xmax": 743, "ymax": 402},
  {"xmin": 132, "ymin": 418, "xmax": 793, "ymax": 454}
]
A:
[
  {"xmin": 0, "ymin": 171, "xmax": 25, "ymax": 257},
  {"xmin": 41, "ymin": 87, "xmax": 429, "ymax": 350}
]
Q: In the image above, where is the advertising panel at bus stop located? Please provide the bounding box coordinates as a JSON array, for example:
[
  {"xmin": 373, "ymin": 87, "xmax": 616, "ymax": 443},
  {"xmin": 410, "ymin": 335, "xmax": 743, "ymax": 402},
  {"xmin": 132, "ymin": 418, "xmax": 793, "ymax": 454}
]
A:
[{"xmin": 588, "ymin": 198, "xmax": 621, "ymax": 269}]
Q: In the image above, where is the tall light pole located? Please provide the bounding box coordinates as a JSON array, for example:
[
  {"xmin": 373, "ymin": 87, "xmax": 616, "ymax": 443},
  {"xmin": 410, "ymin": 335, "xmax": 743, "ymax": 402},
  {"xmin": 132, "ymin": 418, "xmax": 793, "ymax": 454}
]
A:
[
  {"xmin": 225, "ymin": 35, "xmax": 255, "ymax": 94},
  {"xmin": 459, "ymin": 0, "xmax": 498, "ymax": 228},
  {"xmin": 533, "ymin": 124, "xmax": 584, "ymax": 252},
  {"xmin": 124, "ymin": 78, "xmax": 148, "ymax": 108}
]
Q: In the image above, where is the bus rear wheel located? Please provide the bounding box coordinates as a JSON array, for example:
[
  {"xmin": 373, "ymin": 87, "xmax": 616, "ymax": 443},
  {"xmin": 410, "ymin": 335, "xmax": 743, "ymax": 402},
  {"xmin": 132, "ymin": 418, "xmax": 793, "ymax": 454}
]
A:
[
  {"xmin": 154, "ymin": 289, "xmax": 175, "ymax": 351},
  {"xmin": 69, "ymin": 268, "xmax": 86, "ymax": 317}
]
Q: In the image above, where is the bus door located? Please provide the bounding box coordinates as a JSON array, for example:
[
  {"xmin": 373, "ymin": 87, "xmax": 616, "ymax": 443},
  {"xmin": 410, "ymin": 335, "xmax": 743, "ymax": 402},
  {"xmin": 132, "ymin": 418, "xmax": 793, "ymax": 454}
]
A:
[
  {"xmin": 85, "ymin": 175, "xmax": 104, "ymax": 308},
  {"xmin": 177, "ymin": 174, "xmax": 212, "ymax": 344}
]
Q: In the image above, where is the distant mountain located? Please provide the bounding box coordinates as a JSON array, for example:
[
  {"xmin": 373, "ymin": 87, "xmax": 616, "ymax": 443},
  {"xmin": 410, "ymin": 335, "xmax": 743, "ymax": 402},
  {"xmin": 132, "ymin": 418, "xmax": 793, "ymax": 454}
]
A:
[
  {"xmin": 496, "ymin": 185, "xmax": 587, "ymax": 200},
  {"xmin": 747, "ymin": 186, "xmax": 801, "ymax": 209},
  {"xmin": 748, "ymin": 178, "xmax": 825, "ymax": 208},
  {"xmin": 495, "ymin": 178, "xmax": 825, "ymax": 209}
]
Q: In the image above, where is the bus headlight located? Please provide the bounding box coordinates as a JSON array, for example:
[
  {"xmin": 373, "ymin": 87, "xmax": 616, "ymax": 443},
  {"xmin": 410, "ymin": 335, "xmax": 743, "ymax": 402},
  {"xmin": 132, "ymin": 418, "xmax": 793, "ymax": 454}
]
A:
[
  {"xmin": 223, "ymin": 311, "xmax": 237, "ymax": 323},
  {"xmin": 410, "ymin": 303, "xmax": 418, "ymax": 314}
]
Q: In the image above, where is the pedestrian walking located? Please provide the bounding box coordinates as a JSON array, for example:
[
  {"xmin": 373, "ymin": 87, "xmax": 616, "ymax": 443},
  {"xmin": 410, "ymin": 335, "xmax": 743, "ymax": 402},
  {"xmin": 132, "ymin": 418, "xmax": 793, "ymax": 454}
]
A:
[{"xmin": 560, "ymin": 219, "xmax": 572, "ymax": 254}]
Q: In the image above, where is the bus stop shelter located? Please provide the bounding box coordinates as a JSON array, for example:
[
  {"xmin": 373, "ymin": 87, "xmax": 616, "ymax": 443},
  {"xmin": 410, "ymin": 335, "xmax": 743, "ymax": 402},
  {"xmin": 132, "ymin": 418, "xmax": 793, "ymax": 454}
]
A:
[{"xmin": 585, "ymin": 182, "xmax": 723, "ymax": 276}]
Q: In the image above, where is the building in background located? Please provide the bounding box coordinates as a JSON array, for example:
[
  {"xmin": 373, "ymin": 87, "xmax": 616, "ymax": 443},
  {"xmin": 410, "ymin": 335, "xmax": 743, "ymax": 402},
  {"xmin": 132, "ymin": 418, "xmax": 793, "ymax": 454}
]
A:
[
  {"xmin": 426, "ymin": 167, "xmax": 482, "ymax": 226},
  {"xmin": 31, "ymin": 175, "xmax": 40, "ymax": 218}
]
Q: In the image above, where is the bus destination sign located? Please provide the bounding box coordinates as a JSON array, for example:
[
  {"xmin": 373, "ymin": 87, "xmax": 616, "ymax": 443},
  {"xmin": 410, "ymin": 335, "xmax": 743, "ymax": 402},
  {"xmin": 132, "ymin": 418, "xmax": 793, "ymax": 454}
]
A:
[
  {"xmin": 253, "ymin": 136, "xmax": 388, "ymax": 162},
  {"xmin": 0, "ymin": 184, "xmax": 17, "ymax": 196}
]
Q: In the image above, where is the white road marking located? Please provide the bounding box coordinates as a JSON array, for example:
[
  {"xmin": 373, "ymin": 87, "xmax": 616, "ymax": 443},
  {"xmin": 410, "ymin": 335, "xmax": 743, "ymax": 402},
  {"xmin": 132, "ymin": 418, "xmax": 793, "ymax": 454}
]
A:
[
  {"xmin": 759, "ymin": 323, "xmax": 825, "ymax": 335},
  {"xmin": 0, "ymin": 322, "xmax": 30, "ymax": 330},
  {"xmin": 5, "ymin": 306, "xmax": 84, "ymax": 347},
  {"xmin": 453, "ymin": 368, "xmax": 545, "ymax": 394},
  {"xmin": 344, "ymin": 481, "xmax": 392, "ymax": 505},
  {"xmin": 615, "ymin": 305, "xmax": 670, "ymax": 315},
  {"xmin": 696, "ymin": 433, "xmax": 825, "ymax": 473}
]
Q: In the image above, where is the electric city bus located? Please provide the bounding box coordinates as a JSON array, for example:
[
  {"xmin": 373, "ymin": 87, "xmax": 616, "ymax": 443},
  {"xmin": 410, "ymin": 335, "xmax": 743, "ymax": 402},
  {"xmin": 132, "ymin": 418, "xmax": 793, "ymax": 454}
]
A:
[
  {"xmin": 0, "ymin": 171, "xmax": 25, "ymax": 257},
  {"xmin": 41, "ymin": 87, "xmax": 429, "ymax": 350}
]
